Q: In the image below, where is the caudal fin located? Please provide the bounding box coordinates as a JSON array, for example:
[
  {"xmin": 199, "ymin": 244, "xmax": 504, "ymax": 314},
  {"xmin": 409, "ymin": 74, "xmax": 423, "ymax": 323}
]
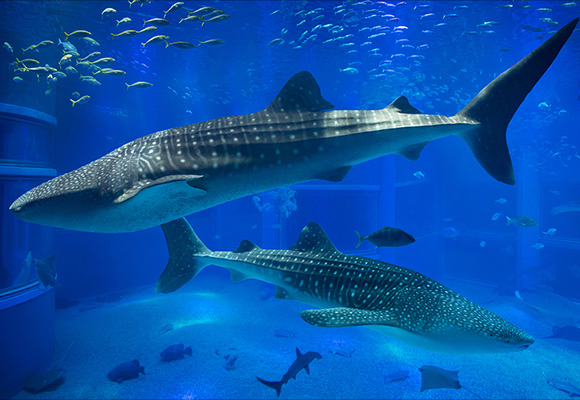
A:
[
  {"xmin": 155, "ymin": 218, "xmax": 212, "ymax": 293},
  {"xmin": 455, "ymin": 18, "xmax": 578, "ymax": 185},
  {"xmin": 355, "ymin": 231, "xmax": 365, "ymax": 248},
  {"xmin": 257, "ymin": 377, "xmax": 283, "ymax": 397}
]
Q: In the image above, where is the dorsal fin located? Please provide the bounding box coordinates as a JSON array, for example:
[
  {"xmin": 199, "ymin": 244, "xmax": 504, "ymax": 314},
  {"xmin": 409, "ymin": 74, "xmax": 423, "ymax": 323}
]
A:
[
  {"xmin": 266, "ymin": 71, "xmax": 334, "ymax": 113},
  {"xmin": 289, "ymin": 222, "xmax": 338, "ymax": 254},
  {"xmin": 384, "ymin": 96, "xmax": 421, "ymax": 114},
  {"xmin": 233, "ymin": 239, "xmax": 261, "ymax": 253}
]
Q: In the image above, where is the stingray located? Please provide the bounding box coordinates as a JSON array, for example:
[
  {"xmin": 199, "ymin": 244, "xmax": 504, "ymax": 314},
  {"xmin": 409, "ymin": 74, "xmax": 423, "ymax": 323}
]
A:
[
  {"xmin": 543, "ymin": 325, "xmax": 580, "ymax": 342},
  {"xmin": 542, "ymin": 371, "xmax": 580, "ymax": 397},
  {"xmin": 419, "ymin": 365, "xmax": 482, "ymax": 399},
  {"xmin": 23, "ymin": 368, "xmax": 65, "ymax": 394}
]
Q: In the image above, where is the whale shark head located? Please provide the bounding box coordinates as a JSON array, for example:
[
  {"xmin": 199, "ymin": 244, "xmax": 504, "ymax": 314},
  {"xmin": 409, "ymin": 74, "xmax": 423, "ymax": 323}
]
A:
[{"xmin": 9, "ymin": 164, "xmax": 108, "ymax": 230}]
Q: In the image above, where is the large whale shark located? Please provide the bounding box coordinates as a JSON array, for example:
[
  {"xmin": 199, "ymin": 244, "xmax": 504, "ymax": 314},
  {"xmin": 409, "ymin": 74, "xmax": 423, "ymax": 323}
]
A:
[
  {"xmin": 157, "ymin": 218, "xmax": 534, "ymax": 354},
  {"xmin": 9, "ymin": 19, "xmax": 578, "ymax": 233}
]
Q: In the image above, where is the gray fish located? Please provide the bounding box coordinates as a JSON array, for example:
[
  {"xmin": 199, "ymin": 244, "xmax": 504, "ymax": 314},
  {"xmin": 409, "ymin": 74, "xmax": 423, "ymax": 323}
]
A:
[
  {"xmin": 9, "ymin": 19, "xmax": 579, "ymax": 233},
  {"xmin": 257, "ymin": 348, "xmax": 322, "ymax": 396},
  {"xmin": 506, "ymin": 215, "xmax": 537, "ymax": 227},
  {"xmin": 160, "ymin": 344, "xmax": 192, "ymax": 361},
  {"xmin": 107, "ymin": 360, "xmax": 145, "ymax": 383},
  {"xmin": 155, "ymin": 218, "xmax": 534, "ymax": 354},
  {"xmin": 384, "ymin": 370, "xmax": 410, "ymax": 384},
  {"xmin": 355, "ymin": 226, "xmax": 415, "ymax": 248},
  {"xmin": 543, "ymin": 325, "xmax": 580, "ymax": 342}
]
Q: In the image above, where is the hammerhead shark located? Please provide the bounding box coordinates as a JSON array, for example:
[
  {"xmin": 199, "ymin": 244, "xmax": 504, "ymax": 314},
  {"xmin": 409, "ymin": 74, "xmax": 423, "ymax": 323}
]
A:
[
  {"xmin": 9, "ymin": 19, "xmax": 578, "ymax": 233},
  {"xmin": 156, "ymin": 218, "xmax": 534, "ymax": 354},
  {"xmin": 257, "ymin": 348, "xmax": 322, "ymax": 397}
]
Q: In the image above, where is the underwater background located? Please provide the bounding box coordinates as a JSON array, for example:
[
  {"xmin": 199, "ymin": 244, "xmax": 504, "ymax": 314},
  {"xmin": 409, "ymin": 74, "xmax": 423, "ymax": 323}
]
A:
[{"xmin": 0, "ymin": 0, "xmax": 579, "ymax": 399}]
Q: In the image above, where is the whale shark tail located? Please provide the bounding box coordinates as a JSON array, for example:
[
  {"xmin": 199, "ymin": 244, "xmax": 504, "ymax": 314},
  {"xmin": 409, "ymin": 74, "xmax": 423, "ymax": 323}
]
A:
[
  {"xmin": 454, "ymin": 18, "xmax": 578, "ymax": 185},
  {"xmin": 155, "ymin": 218, "xmax": 212, "ymax": 293}
]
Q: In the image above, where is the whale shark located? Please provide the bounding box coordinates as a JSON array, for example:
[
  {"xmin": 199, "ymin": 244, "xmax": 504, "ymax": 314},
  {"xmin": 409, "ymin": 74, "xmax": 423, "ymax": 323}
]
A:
[
  {"xmin": 156, "ymin": 218, "xmax": 534, "ymax": 354},
  {"xmin": 9, "ymin": 19, "xmax": 578, "ymax": 233}
]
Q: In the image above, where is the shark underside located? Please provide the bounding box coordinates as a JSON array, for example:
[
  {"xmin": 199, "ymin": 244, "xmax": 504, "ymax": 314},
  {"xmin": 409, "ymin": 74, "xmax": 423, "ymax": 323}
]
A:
[
  {"xmin": 157, "ymin": 218, "xmax": 534, "ymax": 354},
  {"xmin": 9, "ymin": 18, "xmax": 578, "ymax": 233}
]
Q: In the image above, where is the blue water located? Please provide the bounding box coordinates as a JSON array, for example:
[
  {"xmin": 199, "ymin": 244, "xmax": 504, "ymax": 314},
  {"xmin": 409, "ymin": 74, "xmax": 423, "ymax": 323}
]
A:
[{"xmin": 1, "ymin": 1, "xmax": 579, "ymax": 399}]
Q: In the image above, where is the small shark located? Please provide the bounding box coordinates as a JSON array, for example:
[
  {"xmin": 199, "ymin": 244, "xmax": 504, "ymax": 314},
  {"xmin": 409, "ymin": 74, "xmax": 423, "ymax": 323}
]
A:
[
  {"xmin": 156, "ymin": 218, "xmax": 534, "ymax": 354},
  {"xmin": 257, "ymin": 348, "xmax": 322, "ymax": 397},
  {"xmin": 9, "ymin": 19, "xmax": 578, "ymax": 233}
]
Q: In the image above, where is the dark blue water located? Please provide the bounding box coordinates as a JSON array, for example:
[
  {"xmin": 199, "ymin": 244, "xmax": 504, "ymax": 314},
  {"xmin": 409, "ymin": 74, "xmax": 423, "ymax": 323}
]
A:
[{"xmin": 1, "ymin": 1, "xmax": 579, "ymax": 399}]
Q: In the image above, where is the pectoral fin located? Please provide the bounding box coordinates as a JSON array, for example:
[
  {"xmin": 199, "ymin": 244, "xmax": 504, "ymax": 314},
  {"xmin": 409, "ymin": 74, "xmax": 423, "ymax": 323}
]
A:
[
  {"xmin": 114, "ymin": 175, "xmax": 205, "ymax": 203},
  {"xmin": 300, "ymin": 307, "xmax": 397, "ymax": 327}
]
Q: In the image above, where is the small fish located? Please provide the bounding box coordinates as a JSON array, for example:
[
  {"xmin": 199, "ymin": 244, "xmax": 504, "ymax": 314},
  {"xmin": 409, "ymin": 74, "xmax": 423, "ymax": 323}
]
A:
[
  {"xmin": 506, "ymin": 215, "xmax": 538, "ymax": 227},
  {"xmin": 163, "ymin": 2, "xmax": 184, "ymax": 18},
  {"xmin": 160, "ymin": 344, "xmax": 192, "ymax": 362},
  {"xmin": 413, "ymin": 171, "xmax": 425, "ymax": 179},
  {"xmin": 107, "ymin": 360, "xmax": 145, "ymax": 383},
  {"xmin": 536, "ymin": 7, "xmax": 552, "ymax": 12},
  {"xmin": 495, "ymin": 197, "xmax": 507, "ymax": 204},
  {"xmin": 64, "ymin": 30, "xmax": 92, "ymax": 41},
  {"xmin": 4, "ymin": 41, "xmax": 14, "ymax": 54},
  {"xmin": 116, "ymin": 17, "xmax": 131, "ymax": 26},
  {"xmin": 143, "ymin": 18, "xmax": 171, "ymax": 27},
  {"xmin": 96, "ymin": 69, "xmax": 126, "ymax": 76},
  {"xmin": 385, "ymin": 370, "xmax": 410, "ymax": 384},
  {"xmin": 479, "ymin": 241, "xmax": 486, "ymax": 248},
  {"xmin": 88, "ymin": 57, "xmax": 115, "ymax": 65},
  {"xmin": 125, "ymin": 81, "xmax": 153, "ymax": 89},
  {"xmin": 138, "ymin": 26, "xmax": 158, "ymax": 34},
  {"xmin": 542, "ymin": 228, "xmax": 556, "ymax": 236},
  {"xmin": 58, "ymin": 54, "xmax": 72, "ymax": 68},
  {"xmin": 186, "ymin": 6, "xmax": 214, "ymax": 15},
  {"xmin": 13, "ymin": 76, "xmax": 23, "ymax": 82},
  {"xmin": 355, "ymin": 226, "xmax": 415, "ymax": 248},
  {"xmin": 141, "ymin": 35, "xmax": 170, "ymax": 49},
  {"xmin": 82, "ymin": 37, "xmax": 100, "ymax": 46},
  {"xmin": 340, "ymin": 67, "xmax": 359, "ymax": 75},
  {"xmin": 491, "ymin": 212, "xmax": 502, "ymax": 221},
  {"xmin": 165, "ymin": 41, "xmax": 196, "ymax": 49},
  {"xmin": 268, "ymin": 38, "xmax": 284, "ymax": 46},
  {"xmin": 78, "ymin": 51, "xmax": 101, "ymax": 61},
  {"xmin": 108, "ymin": 27, "xmax": 138, "ymax": 40},
  {"xmin": 197, "ymin": 39, "xmax": 224, "ymax": 46},
  {"xmin": 70, "ymin": 95, "xmax": 90, "ymax": 107},
  {"xmin": 530, "ymin": 243, "xmax": 544, "ymax": 250},
  {"xmin": 201, "ymin": 14, "xmax": 230, "ymax": 26},
  {"xmin": 497, "ymin": 4, "xmax": 513, "ymax": 8},
  {"xmin": 101, "ymin": 7, "xmax": 116, "ymax": 18},
  {"xmin": 71, "ymin": 91, "xmax": 80, "ymax": 99},
  {"xmin": 420, "ymin": 13, "xmax": 435, "ymax": 19},
  {"xmin": 180, "ymin": 15, "xmax": 202, "ymax": 23},
  {"xmin": 81, "ymin": 76, "xmax": 101, "ymax": 85}
]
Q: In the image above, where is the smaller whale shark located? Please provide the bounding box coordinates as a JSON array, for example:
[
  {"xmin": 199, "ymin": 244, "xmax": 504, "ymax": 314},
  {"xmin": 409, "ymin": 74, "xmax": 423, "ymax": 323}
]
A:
[
  {"xmin": 257, "ymin": 348, "xmax": 322, "ymax": 397},
  {"xmin": 157, "ymin": 218, "xmax": 534, "ymax": 354}
]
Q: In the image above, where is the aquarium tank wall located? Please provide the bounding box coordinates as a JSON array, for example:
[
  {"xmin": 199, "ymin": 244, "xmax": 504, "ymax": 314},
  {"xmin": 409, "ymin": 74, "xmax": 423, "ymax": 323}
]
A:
[{"xmin": 0, "ymin": 1, "xmax": 579, "ymax": 399}]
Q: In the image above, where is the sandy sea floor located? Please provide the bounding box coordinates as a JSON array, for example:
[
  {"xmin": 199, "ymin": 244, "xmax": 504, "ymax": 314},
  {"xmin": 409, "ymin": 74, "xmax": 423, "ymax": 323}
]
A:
[{"xmin": 13, "ymin": 270, "xmax": 580, "ymax": 399}]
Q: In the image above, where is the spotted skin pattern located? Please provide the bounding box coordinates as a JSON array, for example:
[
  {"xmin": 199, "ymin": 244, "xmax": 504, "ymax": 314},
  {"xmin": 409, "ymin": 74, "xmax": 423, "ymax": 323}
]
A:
[{"xmin": 158, "ymin": 219, "xmax": 534, "ymax": 354}]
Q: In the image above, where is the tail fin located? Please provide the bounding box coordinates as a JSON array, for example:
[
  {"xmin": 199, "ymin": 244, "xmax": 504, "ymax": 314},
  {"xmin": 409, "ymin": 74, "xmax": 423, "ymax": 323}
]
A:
[
  {"xmin": 155, "ymin": 218, "xmax": 212, "ymax": 293},
  {"xmin": 64, "ymin": 32, "xmax": 69, "ymax": 41},
  {"xmin": 125, "ymin": 82, "xmax": 130, "ymax": 90},
  {"xmin": 506, "ymin": 216, "xmax": 512, "ymax": 226},
  {"xmin": 257, "ymin": 377, "xmax": 283, "ymax": 397},
  {"xmin": 184, "ymin": 346, "xmax": 192, "ymax": 356},
  {"xmin": 455, "ymin": 18, "xmax": 578, "ymax": 185},
  {"xmin": 71, "ymin": 99, "xmax": 76, "ymax": 107},
  {"xmin": 355, "ymin": 231, "xmax": 365, "ymax": 248},
  {"xmin": 110, "ymin": 33, "xmax": 116, "ymax": 39}
]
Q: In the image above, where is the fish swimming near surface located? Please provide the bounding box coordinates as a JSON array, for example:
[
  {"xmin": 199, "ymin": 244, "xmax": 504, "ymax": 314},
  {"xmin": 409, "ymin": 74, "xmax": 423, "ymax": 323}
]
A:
[
  {"xmin": 355, "ymin": 226, "xmax": 415, "ymax": 248},
  {"xmin": 160, "ymin": 343, "xmax": 193, "ymax": 361},
  {"xmin": 257, "ymin": 348, "xmax": 322, "ymax": 397},
  {"xmin": 9, "ymin": 19, "xmax": 578, "ymax": 233},
  {"xmin": 156, "ymin": 218, "xmax": 534, "ymax": 354},
  {"xmin": 107, "ymin": 360, "xmax": 145, "ymax": 383}
]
